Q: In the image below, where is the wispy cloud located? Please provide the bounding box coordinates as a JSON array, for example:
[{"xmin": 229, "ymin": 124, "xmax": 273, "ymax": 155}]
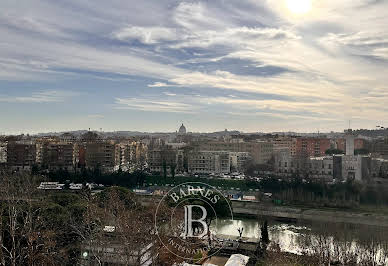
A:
[
  {"xmin": 320, "ymin": 31, "xmax": 388, "ymax": 60},
  {"xmin": 0, "ymin": 90, "xmax": 78, "ymax": 103},
  {"xmin": 114, "ymin": 97, "xmax": 197, "ymax": 113},
  {"xmin": 1, "ymin": 0, "xmax": 388, "ymax": 131},
  {"xmin": 148, "ymin": 82, "xmax": 174, "ymax": 88},
  {"xmin": 163, "ymin": 92, "xmax": 177, "ymax": 96},
  {"xmin": 114, "ymin": 26, "xmax": 179, "ymax": 44}
]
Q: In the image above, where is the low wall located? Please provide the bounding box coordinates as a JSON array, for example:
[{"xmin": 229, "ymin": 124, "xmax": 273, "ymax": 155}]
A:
[{"xmin": 231, "ymin": 200, "xmax": 388, "ymax": 227}]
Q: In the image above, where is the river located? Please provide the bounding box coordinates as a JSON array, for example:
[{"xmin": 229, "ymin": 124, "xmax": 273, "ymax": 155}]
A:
[{"xmin": 211, "ymin": 217, "xmax": 388, "ymax": 264}]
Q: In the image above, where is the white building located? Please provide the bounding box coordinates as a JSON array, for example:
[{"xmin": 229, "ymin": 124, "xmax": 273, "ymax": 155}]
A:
[
  {"xmin": 342, "ymin": 129, "xmax": 363, "ymax": 181},
  {"xmin": 69, "ymin": 183, "xmax": 83, "ymax": 190},
  {"xmin": 115, "ymin": 141, "xmax": 148, "ymax": 171},
  {"xmin": 225, "ymin": 254, "xmax": 250, "ymax": 266},
  {"xmin": 165, "ymin": 142, "xmax": 187, "ymax": 149},
  {"xmin": 345, "ymin": 129, "xmax": 355, "ymax": 156},
  {"xmin": 342, "ymin": 155, "xmax": 362, "ymax": 181},
  {"xmin": 37, "ymin": 182, "xmax": 65, "ymax": 190},
  {"xmin": 0, "ymin": 142, "xmax": 7, "ymax": 163}
]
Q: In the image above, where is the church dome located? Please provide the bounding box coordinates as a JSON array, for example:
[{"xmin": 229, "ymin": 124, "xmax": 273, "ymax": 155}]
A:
[{"xmin": 178, "ymin": 123, "xmax": 187, "ymax": 134}]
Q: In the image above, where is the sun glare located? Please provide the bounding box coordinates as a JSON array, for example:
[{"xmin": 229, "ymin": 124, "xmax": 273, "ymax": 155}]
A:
[{"xmin": 286, "ymin": 0, "xmax": 312, "ymax": 14}]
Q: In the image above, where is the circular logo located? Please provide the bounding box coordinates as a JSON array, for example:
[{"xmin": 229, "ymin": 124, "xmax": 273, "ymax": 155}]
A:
[{"xmin": 154, "ymin": 182, "xmax": 233, "ymax": 261}]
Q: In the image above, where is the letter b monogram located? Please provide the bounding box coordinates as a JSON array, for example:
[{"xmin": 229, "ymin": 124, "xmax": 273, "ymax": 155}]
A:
[{"xmin": 183, "ymin": 205, "xmax": 208, "ymax": 238}]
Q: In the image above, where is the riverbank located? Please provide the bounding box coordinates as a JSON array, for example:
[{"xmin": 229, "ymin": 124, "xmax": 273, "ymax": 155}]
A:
[
  {"xmin": 256, "ymin": 250, "xmax": 319, "ymax": 266},
  {"xmin": 137, "ymin": 194, "xmax": 388, "ymax": 227},
  {"xmin": 231, "ymin": 200, "xmax": 388, "ymax": 227}
]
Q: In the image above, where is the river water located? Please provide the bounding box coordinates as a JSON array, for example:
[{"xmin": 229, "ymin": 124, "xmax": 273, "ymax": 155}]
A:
[{"xmin": 211, "ymin": 217, "xmax": 388, "ymax": 264}]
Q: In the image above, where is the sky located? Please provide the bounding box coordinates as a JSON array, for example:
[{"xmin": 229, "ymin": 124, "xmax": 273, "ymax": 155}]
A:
[{"xmin": 0, "ymin": 0, "xmax": 388, "ymax": 134}]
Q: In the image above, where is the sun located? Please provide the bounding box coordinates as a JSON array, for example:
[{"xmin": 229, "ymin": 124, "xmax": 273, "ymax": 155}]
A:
[{"xmin": 286, "ymin": 0, "xmax": 312, "ymax": 14}]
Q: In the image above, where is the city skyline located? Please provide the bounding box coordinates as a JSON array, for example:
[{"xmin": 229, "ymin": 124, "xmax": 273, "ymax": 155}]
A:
[
  {"xmin": 1, "ymin": 0, "xmax": 388, "ymax": 134},
  {"xmin": 1, "ymin": 122, "xmax": 385, "ymax": 136}
]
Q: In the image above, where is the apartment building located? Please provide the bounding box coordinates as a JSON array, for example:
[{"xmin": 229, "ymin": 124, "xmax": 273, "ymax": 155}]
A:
[
  {"xmin": 309, "ymin": 156, "xmax": 334, "ymax": 179},
  {"xmin": 188, "ymin": 151, "xmax": 230, "ymax": 174},
  {"xmin": 371, "ymin": 137, "xmax": 388, "ymax": 159},
  {"xmin": 60, "ymin": 133, "xmax": 77, "ymax": 144},
  {"xmin": 78, "ymin": 142, "xmax": 116, "ymax": 172},
  {"xmin": 147, "ymin": 147, "xmax": 180, "ymax": 173},
  {"xmin": 371, "ymin": 158, "xmax": 388, "ymax": 178},
  {"xmin": 198, "ymin": 141, "xmax": 273, "ymax": 165},
  {"xmin": 271, "ymin": 137, "xmax": 297, "ymax": 156},
  {"xmin": 41, "ymin": 143, "xmax": 74, "ymax": 171},
  {"xmin": 335, "ymin": 138, "xmax": 365, "ymax": 152},
  {"xmin": 229, "ymin": 152, "xmax": 250, "ymax": 172},
  {"xmin": 7, "ymin": 141, "xmax": 37, "ymax": 171},
  {"xmin": 275, "ymin": 154, "xmax": 334, "ymax": 180},
  {"xmin": 295, "ymin": 138, "xmax": 330, "ymax": 157},
  {"xmin": 115, "ymin": 141, "xmax": 148, "ymax": 169},
  {"xmin": 116, "ymin": 142, "xmax": 137, "ymax": 168}
]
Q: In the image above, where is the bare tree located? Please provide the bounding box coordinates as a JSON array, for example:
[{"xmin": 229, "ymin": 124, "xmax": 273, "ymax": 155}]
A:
[
  {"xmin": 72, "ymin": 187, "xmax": 179, "ymax": 265},
  {"xmin": 0, "ymin": 173, "xmax": 56, "ymax": 266}
]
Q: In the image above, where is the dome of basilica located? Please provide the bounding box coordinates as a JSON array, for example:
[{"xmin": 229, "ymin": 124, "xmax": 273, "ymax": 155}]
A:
[{"xmin": 178, "ymin": 123, "xmax": 187, "ymax": 134}]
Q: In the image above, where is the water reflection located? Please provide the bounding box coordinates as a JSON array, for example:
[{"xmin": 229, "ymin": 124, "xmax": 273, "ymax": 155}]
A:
[
  {"xmin": 211, "ymin": 217, "xmax": 388, "ymax": 264},
  {"xmin": 210, "ymin": 218, "xmax": 309, "ymax": 254},
  {"xmin": 212, "ymin": 219, "xmax": 260, "ymax": 238}
]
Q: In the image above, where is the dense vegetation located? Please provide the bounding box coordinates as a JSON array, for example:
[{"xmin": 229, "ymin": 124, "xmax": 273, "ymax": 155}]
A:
[
  {"xmin": 0, "ymin": 174, "xmax": 176, "ymax": 265},
  {"xmin": 2, "ymin": 172, "xmax": 388, "ymax": 265},
  {"xmin": 0, "ymin": 175, "xmax": 85, "ymax": 265}
]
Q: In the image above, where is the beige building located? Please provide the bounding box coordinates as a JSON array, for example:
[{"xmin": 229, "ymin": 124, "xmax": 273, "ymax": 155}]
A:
[
  {"xmin": 271, "ymin": 137, "xmax": 297, "ymax": 156},
  {"xmin": 188, "ymin": 151, "xmax": 230, "ymax": 174},
  {"xmin": 198, "ymin": 141, "xmax": 273, "ymax": 165},
  {"xmin": 115, "ymin": 141, "xmax": 148, "ymax": 170}
]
